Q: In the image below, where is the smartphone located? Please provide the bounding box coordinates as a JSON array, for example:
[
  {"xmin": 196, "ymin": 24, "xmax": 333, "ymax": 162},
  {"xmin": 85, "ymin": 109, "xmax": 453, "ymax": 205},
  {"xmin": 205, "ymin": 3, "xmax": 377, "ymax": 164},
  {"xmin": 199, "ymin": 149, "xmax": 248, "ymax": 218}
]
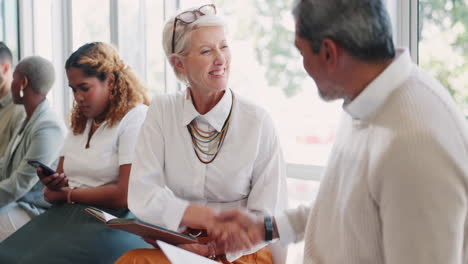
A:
[{"xmin": 27, "ymin": 160, "xmax": 56, "ymax": 178}]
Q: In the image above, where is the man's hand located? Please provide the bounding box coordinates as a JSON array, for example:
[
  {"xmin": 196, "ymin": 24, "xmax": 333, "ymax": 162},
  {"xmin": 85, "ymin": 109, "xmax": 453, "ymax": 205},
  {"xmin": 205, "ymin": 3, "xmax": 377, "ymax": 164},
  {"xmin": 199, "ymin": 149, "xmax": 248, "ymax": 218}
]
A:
[
  {"xmin": 181, "ymin": 205, "xmax": 217, "ymax": 230},
  {"xmin": 209, "ymin": 209, "xmax": 265, "ymax": 254}
]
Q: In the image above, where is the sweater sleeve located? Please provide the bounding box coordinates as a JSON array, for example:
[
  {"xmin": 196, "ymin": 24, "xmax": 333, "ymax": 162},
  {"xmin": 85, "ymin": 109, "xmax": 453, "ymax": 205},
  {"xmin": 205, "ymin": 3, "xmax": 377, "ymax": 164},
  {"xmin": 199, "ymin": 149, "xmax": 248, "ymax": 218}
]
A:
[
  {"xmin": 276, "ymin": 205, "xmax": 311, "ymax": 244},
  {"xmin": 369, "ymin": 133, "xmax": 467, "ymax": 264}
]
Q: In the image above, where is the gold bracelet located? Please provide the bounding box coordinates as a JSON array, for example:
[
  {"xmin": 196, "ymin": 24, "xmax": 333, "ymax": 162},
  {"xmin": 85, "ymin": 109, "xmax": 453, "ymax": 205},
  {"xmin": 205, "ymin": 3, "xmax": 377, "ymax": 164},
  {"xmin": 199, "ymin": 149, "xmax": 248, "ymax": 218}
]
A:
[
  {"xmin": 207, "ymin": 241, "xmax": 216, "ymax": 259},
  {"xmin": 67, "ymin": 188, "xmax": 76, "ymax": 204}
]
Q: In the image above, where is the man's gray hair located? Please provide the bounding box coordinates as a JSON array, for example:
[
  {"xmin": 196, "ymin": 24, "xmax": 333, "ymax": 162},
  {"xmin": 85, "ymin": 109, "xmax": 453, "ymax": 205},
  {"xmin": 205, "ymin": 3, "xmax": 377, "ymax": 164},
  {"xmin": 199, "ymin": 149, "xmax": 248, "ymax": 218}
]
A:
[
  {"xmin": 15, "ymin": 56, "xmax": 55, "ymax": 96},
  {"xmin": 292, "ymin": 0, "xmax": 395, "ymax": 61}
]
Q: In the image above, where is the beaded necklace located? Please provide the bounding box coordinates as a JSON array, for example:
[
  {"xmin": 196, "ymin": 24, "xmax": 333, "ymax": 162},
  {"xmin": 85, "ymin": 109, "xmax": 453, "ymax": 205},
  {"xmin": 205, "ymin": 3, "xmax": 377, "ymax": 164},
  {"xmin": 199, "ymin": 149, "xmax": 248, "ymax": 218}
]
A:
[{"xmin": 187, "ymin": 92, "xmax": 235, "ymax": 164}]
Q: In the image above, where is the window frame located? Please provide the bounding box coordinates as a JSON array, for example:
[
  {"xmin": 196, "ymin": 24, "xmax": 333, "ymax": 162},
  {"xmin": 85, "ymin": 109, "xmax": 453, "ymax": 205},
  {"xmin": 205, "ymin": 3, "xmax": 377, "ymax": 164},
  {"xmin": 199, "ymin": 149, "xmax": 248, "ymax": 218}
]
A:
[
  {"xmin": 387, "ymin": 0, "xmax": 418, "ymax": 62},
  {"xmin": 0, "ymin": 0, "xmax": 20, "ymax": 64}
]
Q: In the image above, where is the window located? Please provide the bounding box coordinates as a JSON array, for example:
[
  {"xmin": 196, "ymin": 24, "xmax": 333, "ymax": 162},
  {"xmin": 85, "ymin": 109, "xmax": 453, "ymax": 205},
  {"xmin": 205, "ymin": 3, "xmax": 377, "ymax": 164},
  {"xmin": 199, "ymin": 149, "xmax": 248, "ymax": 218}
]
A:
[
  {"xmin": 72, "ymin": 0, "xmax": 110, "ymax": 50},
  {"xmin": 32, "ymin": 0, "xmax": 53, "ymax": 61},
  {"xmin": 117, "ymin": 0, "xmax": 147, "ymax": 87},
  {"xmin": 142, "ymin": 0, "xmax": 166, "ymax": 96},
  {"xmin": 103, "ymin": 0, "xmax": 180, "ymax": 97},
  {"xmin": 418, "ymin": 0, "xmax": 468, "ymax": 116},
  {"xmin": 0, "ymin": 0, "xmax": 19, "ymax": 63},
  {"xmin": 30, "ymin": 0, "xmax": 57, "ymax": 107}
]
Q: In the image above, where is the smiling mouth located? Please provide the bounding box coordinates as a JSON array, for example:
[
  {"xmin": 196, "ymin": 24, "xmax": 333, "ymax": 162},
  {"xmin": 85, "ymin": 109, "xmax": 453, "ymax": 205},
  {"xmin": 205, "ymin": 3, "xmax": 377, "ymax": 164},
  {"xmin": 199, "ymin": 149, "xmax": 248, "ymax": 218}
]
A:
[{"xmin": 209, "ymin": 69, "xmax": 225, "ymax": 76}]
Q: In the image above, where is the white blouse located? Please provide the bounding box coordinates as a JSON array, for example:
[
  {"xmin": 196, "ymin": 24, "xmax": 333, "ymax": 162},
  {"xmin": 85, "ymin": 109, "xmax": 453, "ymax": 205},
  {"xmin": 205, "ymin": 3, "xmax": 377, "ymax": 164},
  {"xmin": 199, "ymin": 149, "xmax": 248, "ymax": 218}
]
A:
[
  {"xmin": 128, "ymin": 89, "xmax": 288, "ymax": 231},
  {"xmin": 63, "ymin": 104, "xmax": 148, "ymax": 188}
]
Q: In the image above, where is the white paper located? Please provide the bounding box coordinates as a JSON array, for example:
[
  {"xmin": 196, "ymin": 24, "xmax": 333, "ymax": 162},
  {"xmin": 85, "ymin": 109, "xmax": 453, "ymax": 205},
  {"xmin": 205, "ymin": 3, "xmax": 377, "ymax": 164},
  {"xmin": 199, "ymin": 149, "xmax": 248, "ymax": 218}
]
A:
[
  {"xmin": 157, "ymin": 240, "xmax": 218, "ymax": 264},
  {"xmin": 87, "ymin": 207, "xmax": 117, "ymax": 222}
]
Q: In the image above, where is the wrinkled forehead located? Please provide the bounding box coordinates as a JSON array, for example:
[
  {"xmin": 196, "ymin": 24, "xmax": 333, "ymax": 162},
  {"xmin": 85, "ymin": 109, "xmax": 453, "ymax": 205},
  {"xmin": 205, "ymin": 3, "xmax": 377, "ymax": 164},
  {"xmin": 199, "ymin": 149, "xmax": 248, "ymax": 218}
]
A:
[{"xmin": 186, "ymin": 26, "xmax": 227, "ymax": 48}]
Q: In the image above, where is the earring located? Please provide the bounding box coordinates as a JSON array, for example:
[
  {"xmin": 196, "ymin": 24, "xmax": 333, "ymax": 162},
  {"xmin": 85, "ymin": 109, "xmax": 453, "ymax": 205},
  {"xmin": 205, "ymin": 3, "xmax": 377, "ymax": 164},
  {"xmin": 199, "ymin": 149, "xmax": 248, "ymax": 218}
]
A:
[
  {"xmin": 19, "ymin": 88, "xmax": 24, "ymax": 98},
  {"xmin": 109, "ymin": 89, "xmax": 116, "ymax": 101}
]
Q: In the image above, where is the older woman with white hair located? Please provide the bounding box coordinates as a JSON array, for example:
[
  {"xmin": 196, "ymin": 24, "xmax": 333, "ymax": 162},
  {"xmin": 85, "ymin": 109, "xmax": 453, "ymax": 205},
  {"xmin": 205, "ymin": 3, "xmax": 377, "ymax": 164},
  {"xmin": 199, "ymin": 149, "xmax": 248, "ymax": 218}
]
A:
[
  {"xmin": 0, "ymin": 56, "xmax": 66, "ymax": 241},
  {"xmin": 116, "ymin": 4, "xmax": 287, "ymax": 264}
]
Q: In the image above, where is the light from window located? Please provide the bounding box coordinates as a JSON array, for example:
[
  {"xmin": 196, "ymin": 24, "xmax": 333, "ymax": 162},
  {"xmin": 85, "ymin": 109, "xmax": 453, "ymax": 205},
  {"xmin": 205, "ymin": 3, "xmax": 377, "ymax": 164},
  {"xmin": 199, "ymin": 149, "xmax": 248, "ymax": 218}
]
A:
[
  {"xmin": 0, "ymin": 0, "xmax": 19, "ymax": 63},
  {"xmin": 117, "ymin": 0, "xmax": 147, "ymax": 85},
  {"xmin": 418, "ymin": 0, "xmax": 468, "ymax": 116},
  {"xmin": 33, "ymin": 0, "xmax": 53, "ymax": 61},
  {"xmin": 72, "ymin": 0, "xmax": 110, "ymax": 50},
  {"xmin": 144, "ymin": 0, "xmax": 166, "ymax": 96}
]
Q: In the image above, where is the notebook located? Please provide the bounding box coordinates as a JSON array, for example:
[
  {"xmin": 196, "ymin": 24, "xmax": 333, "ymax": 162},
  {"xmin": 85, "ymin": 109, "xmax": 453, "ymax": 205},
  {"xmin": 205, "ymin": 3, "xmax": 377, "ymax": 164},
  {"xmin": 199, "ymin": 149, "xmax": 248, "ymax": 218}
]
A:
[{"xmin": 85, "ymin": 207, "xmax": 198, "ymax": 245}]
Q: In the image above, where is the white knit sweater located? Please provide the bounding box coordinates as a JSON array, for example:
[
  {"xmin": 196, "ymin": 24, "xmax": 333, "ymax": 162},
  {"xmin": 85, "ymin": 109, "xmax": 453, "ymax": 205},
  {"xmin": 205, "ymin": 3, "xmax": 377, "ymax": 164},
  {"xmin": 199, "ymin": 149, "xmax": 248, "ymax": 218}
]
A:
[{"xmin": 277, "ymin": 49, "xmax": 468, "ymax": 264}]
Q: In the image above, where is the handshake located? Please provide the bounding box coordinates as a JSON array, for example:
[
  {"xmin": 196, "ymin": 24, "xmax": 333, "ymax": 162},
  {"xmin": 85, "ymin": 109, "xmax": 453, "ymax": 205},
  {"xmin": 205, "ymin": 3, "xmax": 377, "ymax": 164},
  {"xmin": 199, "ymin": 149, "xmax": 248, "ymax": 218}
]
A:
[
  {"xmin": 146, "ymin": 206, "xmax": 278, "ymax": 258},
  {"xmin": 207, "ymin": 209, "xmax": 271, "ymax": 255}
]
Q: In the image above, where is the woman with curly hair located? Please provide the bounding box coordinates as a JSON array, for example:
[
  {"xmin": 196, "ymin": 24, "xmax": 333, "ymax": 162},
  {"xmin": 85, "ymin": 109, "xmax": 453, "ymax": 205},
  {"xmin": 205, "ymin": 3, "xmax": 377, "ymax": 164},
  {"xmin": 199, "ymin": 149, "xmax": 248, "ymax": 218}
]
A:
[{"xmin": 0, "ymin": 42, "xmax": 151, "ymax": 263}]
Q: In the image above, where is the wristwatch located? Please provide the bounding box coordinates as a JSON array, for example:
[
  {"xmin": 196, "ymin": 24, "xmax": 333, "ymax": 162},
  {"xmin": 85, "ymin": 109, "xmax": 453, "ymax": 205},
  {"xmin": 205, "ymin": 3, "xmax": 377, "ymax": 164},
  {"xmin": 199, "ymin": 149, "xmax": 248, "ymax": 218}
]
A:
[{"xmin": 264, "ymin": 216, "xmax": 273, "ymax": 241}]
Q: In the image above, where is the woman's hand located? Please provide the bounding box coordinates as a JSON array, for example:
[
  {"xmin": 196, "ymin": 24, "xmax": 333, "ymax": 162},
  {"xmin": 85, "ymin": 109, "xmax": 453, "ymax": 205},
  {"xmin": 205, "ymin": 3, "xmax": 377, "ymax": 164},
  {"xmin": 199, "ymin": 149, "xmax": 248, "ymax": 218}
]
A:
[
  {"xmin": 181, "ymin": 205, "xmax": 260, "ymax": 254},
  {"xmin": 38, "ymin": 167, "xmax": 68, "ymax": 190},
  {"xmin": 43, "ymin": 186, "xmax": 69, "ymax": 203},
  {"xmin": 181, "ymin": 204, "xmax": 217, "ymax": 230},
  {"xmin": 209, "ymin": 219, "xmax": 257, "ymax": 254},
  {"xmin": 210, "ymin": 209, "xmax": 264, "ymax": 254},
  {"xmin": 142, "ymin": 237, "xmax": 159, "ymax": 248}
]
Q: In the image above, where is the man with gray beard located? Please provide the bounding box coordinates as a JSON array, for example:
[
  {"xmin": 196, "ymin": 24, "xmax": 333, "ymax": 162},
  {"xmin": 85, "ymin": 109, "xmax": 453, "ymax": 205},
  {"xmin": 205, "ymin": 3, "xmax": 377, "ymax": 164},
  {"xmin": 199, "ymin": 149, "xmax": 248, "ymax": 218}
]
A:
[{"xmin": 212, "ymin": 0, "xmax": 468, "ymax": 263}]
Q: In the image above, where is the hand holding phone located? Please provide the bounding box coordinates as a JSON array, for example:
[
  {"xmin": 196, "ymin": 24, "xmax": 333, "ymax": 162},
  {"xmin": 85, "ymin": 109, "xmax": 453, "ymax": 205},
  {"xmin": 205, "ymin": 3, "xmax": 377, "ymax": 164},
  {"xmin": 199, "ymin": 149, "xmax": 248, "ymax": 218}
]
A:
[
  {"xmin": 27, "ymin": 160, "xmax": 68, "ymax": 190},
  {"xmin": 27, "ymin": 160, "xmax": 56, "ymax": 178}
]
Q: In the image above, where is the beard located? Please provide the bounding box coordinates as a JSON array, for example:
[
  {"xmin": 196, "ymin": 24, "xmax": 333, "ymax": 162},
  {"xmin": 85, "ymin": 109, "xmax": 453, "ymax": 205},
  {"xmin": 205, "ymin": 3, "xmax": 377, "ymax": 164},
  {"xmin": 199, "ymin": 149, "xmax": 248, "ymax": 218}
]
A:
[{"xmin": 317, "ymin": 82, "xmax": 346, "ymax": 102}]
